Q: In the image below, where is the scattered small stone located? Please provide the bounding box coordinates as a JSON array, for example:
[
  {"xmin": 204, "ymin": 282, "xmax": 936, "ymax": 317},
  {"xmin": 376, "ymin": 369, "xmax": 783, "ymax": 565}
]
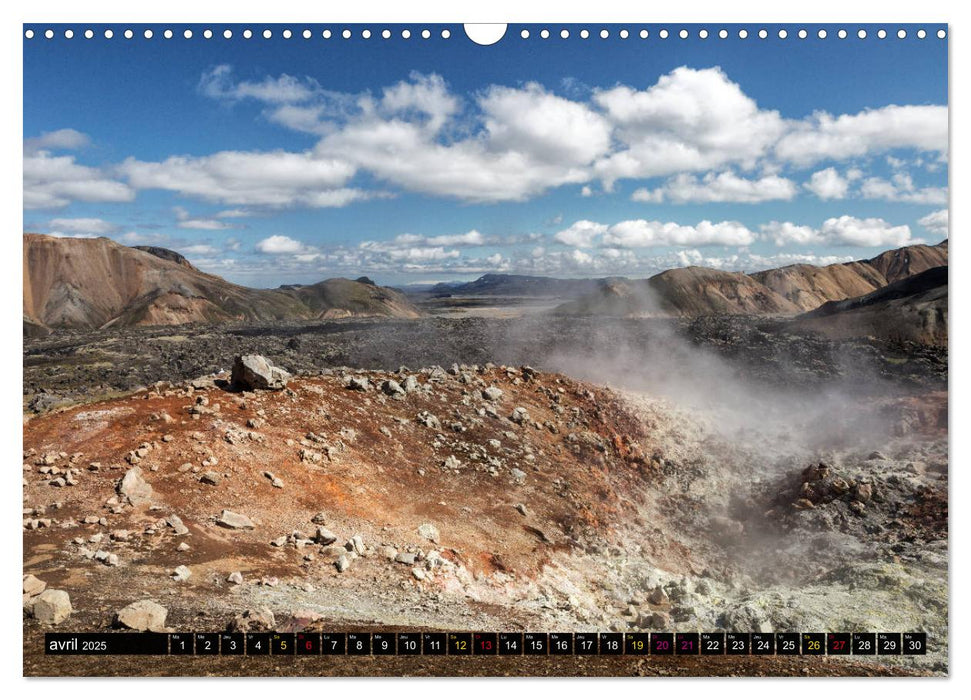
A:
[
  {"xmin": 417, "ymin": 523, "xmax": 440, "ymax": 543},
  {"xmin": 854, "ymin": 482, "xmax": 874, "ymax": 503},
  {"xmin": 166, "ymin": 514, "xmax": 190, "ymax": 536},
  {"xmin": 216, "ymin": 510, "xmax": 255, "ymax": 530},
  {"xmin": 171, "ymin": 565, "xmax": 191, "ymax": 581},
  {"xmin": 345, "ymin": 376, "xmax": 370, "ymax": 392},
  {"xmin": 227, "ymin": 607, "xmax": 275, "ymax": 633},
  {"xmin": 417, "ymin": 411, "xmax": 441, "ymax": 429},
  {"xmin": 315, "ymin": 527, "xmax": 337, "ymax": 545},
  {"xmin": 336, "ymin": 554, "xmax": 351, "ymax": 572},
  {"xmin": 381, "ymin": 379, "xmax": 405, "ymax": 397},
  {"xmin": 227, "ymin": 572, "xmax": 244, "ymax": 585},
  {"xmin": 648, "ymin": 586, "xmax": 669, "ymax": 606},
  {"xmin": 509, "ymin": 407, "xmax": 531, "ymax": 425}
]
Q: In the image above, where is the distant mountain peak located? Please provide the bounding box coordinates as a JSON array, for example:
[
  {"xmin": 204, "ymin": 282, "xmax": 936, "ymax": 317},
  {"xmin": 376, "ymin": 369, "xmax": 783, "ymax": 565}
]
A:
[{"xmin": 131, "ymin": 245, "xmax": 198, "ymax": 271}]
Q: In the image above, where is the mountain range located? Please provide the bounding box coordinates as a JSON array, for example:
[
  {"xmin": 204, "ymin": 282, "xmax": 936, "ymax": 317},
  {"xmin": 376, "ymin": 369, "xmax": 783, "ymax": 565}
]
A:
[
  {"xmin": 23, "ymin": 234, "xmax": 947, "ymax": 343},
  {"xmin": 23, "ymin": 234, "xmax": 419, "ymax": 335},
  {"xmin": 554, "ymin": 240, "xmax": 947, "ymax": 317}
]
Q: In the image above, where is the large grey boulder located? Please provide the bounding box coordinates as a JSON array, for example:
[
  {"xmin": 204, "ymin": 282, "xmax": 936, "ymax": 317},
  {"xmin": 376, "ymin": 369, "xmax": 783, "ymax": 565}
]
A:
[
  {"xmin": 116, "ymin": 600, "xmax": 168, "ymax": 632},
  {"xmin": 231, "ymin": 355, "xmax": 291, "ymax": 391},
  {"xmin": 118, "ymin": 467, "xmax": 153, "ymax": 506},
  {"xmin": 32, "ymin": 589, "xmax": 72, "ymax": 624}
]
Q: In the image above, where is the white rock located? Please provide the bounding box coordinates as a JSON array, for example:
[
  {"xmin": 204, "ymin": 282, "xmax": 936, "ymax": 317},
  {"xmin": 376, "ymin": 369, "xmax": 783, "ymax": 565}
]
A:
[
  {"xmin": 315, "ymin": 527, "xmax": 337, "ymax": 545},
  {"xmin": 32, "ymin": 589, "xmax": 72, "ymax": 624},
  {"xmin": 116, "ymin": 600, "xmax": 168, "ymax": 632},
  {"xmin": 166, "ymin": 514, "xmax": 189, "ymax": 535},
  {"xmin": 417, "ymin": 523, "xmax": 440, "ymax": 543},
  {"xmin": 23, "ymin": 574, "xmax": 46, "ymax": 598},
  {"xmin": 118, "ymin": 467, "xmax": 153, "ymax": 506},
  {"xmin": 217, "ymin": 510, "xmax": 255, "ymax": 530}
]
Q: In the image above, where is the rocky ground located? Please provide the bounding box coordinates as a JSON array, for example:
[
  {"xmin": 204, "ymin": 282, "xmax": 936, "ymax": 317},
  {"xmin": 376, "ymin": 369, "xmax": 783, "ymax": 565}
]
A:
[
  {"xmin": 22, "ymin": 317, "xmax": 948, "ymax": 677},
  {"xmin": 23, "ymin": 316, "xmax": 946, "ymax": 414}
]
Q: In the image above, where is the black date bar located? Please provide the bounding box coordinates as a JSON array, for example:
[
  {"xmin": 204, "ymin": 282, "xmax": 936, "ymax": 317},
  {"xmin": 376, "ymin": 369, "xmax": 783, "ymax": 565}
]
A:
[{"xmin": 46, "ymin": 633, "xmax": 169, "ymax": 655}]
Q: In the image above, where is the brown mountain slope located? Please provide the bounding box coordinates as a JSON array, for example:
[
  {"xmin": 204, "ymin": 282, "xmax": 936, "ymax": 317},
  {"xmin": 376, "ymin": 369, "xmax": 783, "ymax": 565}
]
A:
[
  {"xmin": 752, "ymin": 241, "xmax": 948, "ymax": 312},
  {"xmin": 647, "ymin": 267, "xmax": 799, "ymax": 316},
  {"xmin": 556, "ymin": 240, "xmax": 948, "ymax": 318},
  {"xmin": 554, "ymin": 268, "xmax": 799, "ymax": 317},
  {"xmin": 866, "ymin": 239, "xmax": 948, "ymax": 283},
  {"xmin": 23, "ymin": 234, "xmax": 421, "ymax": 330},
  {"xmin": 750, "ymin": 261, "xmax": 888, "ymax": 312},
  {"xmin": 793, "ymin": 265, "xmax": 947, "ymax": 345}
]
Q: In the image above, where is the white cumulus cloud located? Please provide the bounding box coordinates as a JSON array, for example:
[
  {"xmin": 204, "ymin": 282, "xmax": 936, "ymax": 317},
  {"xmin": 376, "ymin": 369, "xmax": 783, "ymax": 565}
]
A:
[
  {"xmin": 119, "ymin": 150, "xmax": 364, "ymax": 208},
  {"xmin": 632, "ymin": 171, "xmax": 797, "ymax": 204},
  {"xmin": 859, "ymin": 173, "xmax": 947, "ymax": 205},
  {"xmin": 918, "ymin": 209, "xmax": 949, "ymax": 237},
  {"xmin": 46, "ymin": 217, "xmax": 118, "ymax": 235},
  {"xmin": 24, "ymin": 151, "xmax": 135, "ymax": 210},
  {"xmin": 776, "ymin": 105, "xmax": 948, "ymax": 166},
  {"xmin": 553, "ymin": 220, "xmax": 609, "ymax": 247},
  {"xmin": 555, "ymin": 218, "xmax": 756, "ymax": 249},
  {"xmin": 199, "ymin": 64, "xmax": 322, "ymax": 104},
  {"xmin": 592, "ymin": 67, "xmax": 786, "ymax": 186},
  {"xmin": 24, "ymin": 128, "xmax": 91, "ymax": 154},
  {"xmin": 763, "ymin": 216, "xmax": 916, "ymax": 247},
  {"xmin": 804, "ymin": 167, "xmax": 851, "ymax": 200},
  {"xmin": 256, "ymin": 235, "xmax": 308, "ymax": 254}
]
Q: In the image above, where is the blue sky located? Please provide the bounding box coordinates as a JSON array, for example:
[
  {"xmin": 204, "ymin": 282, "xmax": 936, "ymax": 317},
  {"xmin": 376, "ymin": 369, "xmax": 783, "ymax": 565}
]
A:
[{"xmin": 23, "ymin": 23, "xmax": 948, "ymax": 286}]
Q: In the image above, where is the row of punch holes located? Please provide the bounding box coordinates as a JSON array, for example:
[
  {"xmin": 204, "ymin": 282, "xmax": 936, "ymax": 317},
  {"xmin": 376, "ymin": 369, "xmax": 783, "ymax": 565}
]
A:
[{"xmin": 24, "ymin": 26, "xmax": 947, "ymax": 41}]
